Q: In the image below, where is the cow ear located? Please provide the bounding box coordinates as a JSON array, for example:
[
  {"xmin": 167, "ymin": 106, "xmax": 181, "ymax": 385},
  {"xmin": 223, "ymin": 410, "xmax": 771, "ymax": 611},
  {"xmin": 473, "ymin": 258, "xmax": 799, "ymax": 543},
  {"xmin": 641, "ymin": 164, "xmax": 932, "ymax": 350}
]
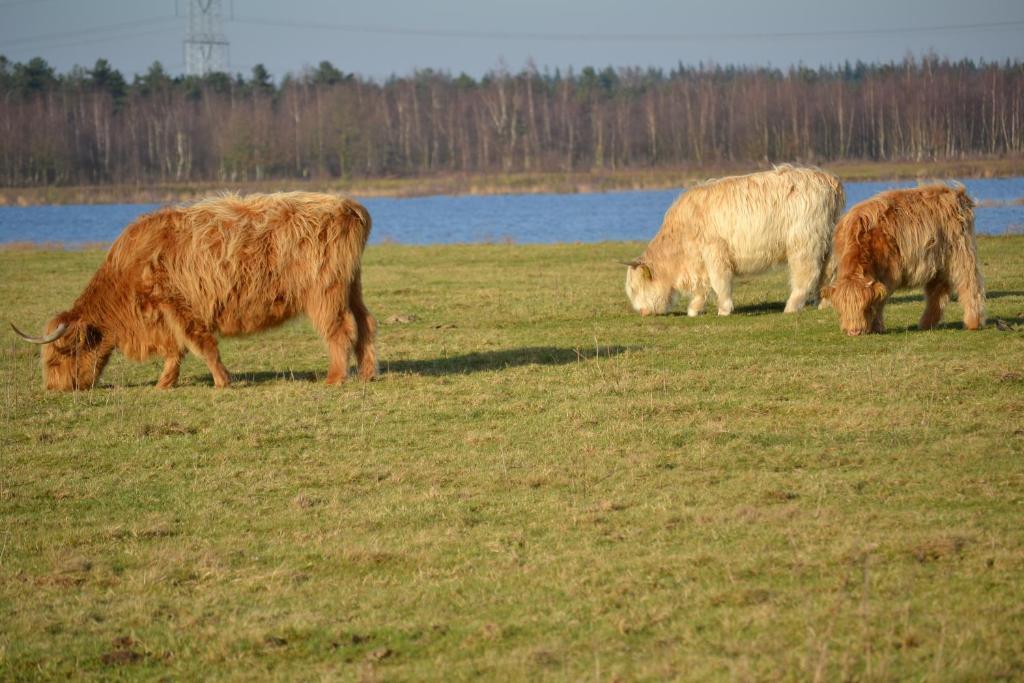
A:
[{"xmin": 623, "ymin": 259, "xmax": 653, "ymax": 281}]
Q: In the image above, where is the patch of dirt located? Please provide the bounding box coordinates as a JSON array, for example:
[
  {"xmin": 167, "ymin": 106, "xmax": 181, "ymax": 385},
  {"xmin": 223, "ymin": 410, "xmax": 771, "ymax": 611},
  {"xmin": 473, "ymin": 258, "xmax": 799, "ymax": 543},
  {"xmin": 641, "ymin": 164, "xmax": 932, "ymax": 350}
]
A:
[
  {"xmin": 101, "ymin": 650, "xmax": 142, "ymax": 666},
  {"xmin": 101, "ymin": 636, "xmax": 144, "ymax": 666},
  {"xmin": 137, "ymin": 422, "xmax": 197, "ymax": 437},
  {"xmin": 763, "ymin": 489, "xmax": 799, "ymax": 503},
  {"xmin": 263, "ymin": 635, "xmax": 288, "ymax": 648},
  {"xmin": 529, "ymin": 648, "xmax": 560, "ymax": 668},
  {"xmin": 893, "ymin": 633, "xmax": 921, "ymax": 650},
  {"xmin": 34, "ymin": 574, "xmax": 87, "ymax": 588},
  {"xmin": 365, "ymin": 647, "xmax": 392, "ymax": 662},
  {"xmin": 910, "ymin": 535, "xmax": 970, "ymax": 562},
  {"xmin": 292, "ymin": 493, "xmax": 321, "ymax": 509}
]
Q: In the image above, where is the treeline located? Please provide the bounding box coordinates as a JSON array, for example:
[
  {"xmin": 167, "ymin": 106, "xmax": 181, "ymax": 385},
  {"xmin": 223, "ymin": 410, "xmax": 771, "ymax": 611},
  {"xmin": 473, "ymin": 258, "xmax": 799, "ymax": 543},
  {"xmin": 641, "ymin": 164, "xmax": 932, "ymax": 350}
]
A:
[{"xmin": 1, "ymin": 54, "xmax": 1022, "ymax": 186}]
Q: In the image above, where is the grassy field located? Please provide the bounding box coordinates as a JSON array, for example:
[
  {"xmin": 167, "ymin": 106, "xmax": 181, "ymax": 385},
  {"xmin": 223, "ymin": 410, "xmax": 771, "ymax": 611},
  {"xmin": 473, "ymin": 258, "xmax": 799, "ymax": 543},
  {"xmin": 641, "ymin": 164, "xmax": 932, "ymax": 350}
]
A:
[
  {"xmin": 2, "ymin": 157, "xmax": 1022, "ymax": 206},
  {"xmin": 1, "ymin": 237, "xmax": 1023, "ymax": 680}
]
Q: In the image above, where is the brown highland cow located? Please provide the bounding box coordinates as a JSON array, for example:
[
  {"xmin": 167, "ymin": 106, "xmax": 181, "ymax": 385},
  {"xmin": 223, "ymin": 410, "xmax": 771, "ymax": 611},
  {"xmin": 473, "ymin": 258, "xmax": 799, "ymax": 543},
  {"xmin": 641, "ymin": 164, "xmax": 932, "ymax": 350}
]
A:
[
  {"xmin": 823, "ymin": 184, "xmax": 985, "ymax": 335},
  {"xmin": 11, "ymin": 192, "xmax": 377, "ymax": 389}
]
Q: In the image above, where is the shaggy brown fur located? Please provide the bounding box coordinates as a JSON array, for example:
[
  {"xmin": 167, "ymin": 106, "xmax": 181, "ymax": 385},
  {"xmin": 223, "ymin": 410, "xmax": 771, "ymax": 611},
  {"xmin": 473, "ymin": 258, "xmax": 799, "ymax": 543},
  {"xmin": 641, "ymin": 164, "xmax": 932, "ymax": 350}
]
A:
[
  {"xmin": 823, "ymin": 184, "xmax": 985, "ymax": 335},
  {"xmin": 15, "ymin": 192, "xmax": 377, "ymax": 390}
]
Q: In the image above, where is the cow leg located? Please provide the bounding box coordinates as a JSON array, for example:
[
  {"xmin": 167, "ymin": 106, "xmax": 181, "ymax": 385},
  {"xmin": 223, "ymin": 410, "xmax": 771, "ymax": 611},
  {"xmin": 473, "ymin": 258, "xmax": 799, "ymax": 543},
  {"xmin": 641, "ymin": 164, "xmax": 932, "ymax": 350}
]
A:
[
  {"xmin": 186, "ymin": 332, "xmax": 230, "ymax": 388},
  {"xmin": 160, "ymin": 304, "xmax": 231, "ymax": 388},
  {"xmin": 784, "ymin": 253, "xmax": 821, "ymax": 313},
  {"xmin": 156, "ymin": 351, "xmax": 184, "ymax": 389},
  {"xmin": 919, "ymin": 277, "xmax": 951, "ymax": 330},
  {"xmin": 349, "ymin": 274, "xmax": 378, "ymax": 381},
  {"xmin": 870, "ymin": 306, "xmax": 887, "ymax": 334},
  {"xmin": 687, "ymin": 286, "xmax": 707, "ymax": 317},
  {"xmin": 324, "ymin": 311, "xmax": 357, "ymax": 385},
  {"xmin": 708, "ymin": 269, "xmax": 734, "ymax": 316},
  {"xmin": 307, "ymin": 284, "xmax": 357, "ymax": 385}
]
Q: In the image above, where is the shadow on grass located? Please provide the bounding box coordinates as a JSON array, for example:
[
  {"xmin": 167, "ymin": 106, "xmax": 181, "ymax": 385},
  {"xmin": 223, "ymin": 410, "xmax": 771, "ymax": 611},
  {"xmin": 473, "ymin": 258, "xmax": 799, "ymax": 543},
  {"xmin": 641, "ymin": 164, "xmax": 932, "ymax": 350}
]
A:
[
  {"xmin": 694, "ymin": 291, "xmax": 1024, "ymax": 316},
  {"xmin": 734, "ymin": 290, "xmax": 1024, "ymax": 314},
  {"xmin": 731, "ymin": 301, "xmax": 787, "ymax": 315},
  {"xmin": 888, "ymin": 313, "xmax": 1024, "ymax": 333},
  {"xmin": 660, "ymin": 301, "xmax": 790, "ymax": 316},
  {"xmin": 888, "ymin": 290, "xmax": 1024, "ymax": 305},
  {"xmin": 655, "ymin": 291, "xmax": 1021, "ymax": 318},
  {"xmin": 202, "ymin": 345, "xmax": 631, "ymax": 384},
  {"xmin": 386, "ymin": 345, "xmax": 630, "ymax": 375}
]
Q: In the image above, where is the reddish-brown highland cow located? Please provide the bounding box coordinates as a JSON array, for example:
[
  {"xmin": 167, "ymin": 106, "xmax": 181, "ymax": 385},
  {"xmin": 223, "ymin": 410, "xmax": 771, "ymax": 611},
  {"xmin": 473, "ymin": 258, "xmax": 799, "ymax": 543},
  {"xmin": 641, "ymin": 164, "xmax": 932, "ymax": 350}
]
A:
[
  {"xmin": 11, "ymin": 192, "xmax": 377, "ymax": 389},
  {"xmin": 823, "ymin": 184, "xmax": 985, "ymax": 335}
]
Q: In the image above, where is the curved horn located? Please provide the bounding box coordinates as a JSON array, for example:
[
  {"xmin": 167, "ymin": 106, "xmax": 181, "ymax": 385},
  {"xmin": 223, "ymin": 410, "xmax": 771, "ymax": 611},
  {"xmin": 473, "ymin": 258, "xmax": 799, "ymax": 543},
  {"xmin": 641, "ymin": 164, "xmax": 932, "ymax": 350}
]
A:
[
  {"xmin": 618, "ymin": 259, "xmax": 643, "ymax": 267},
  {"xmin": 10, "ymin": 321, "xmax": 68, "ymax": 345}
]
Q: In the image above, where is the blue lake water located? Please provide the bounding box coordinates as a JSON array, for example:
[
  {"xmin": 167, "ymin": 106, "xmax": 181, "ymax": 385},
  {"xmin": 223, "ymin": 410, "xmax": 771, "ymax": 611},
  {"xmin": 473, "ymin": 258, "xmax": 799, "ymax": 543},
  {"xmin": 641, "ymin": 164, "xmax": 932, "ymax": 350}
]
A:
[{"xmin": 1, "ymin": 177, "xmax": 1022, "ymax": 247}]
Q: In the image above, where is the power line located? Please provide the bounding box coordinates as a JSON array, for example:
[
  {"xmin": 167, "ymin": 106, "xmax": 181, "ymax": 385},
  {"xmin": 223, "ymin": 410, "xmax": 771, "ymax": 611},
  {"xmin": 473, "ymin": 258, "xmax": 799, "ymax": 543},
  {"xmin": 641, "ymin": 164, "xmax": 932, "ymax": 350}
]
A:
[
  {"xmin": 0, "ymin": 16, "xmax": 178, "ymax": 48},
  {"xmin": 2, "ymin": 26, "xmax": 180, "ymax": 55},
  {"xmin": 229, "ymin": 16, "xmax": 1024, "ymax": 43},
  {"xmin": 0, "ymin": 0, "xmax": 62, "ymax": 7}
]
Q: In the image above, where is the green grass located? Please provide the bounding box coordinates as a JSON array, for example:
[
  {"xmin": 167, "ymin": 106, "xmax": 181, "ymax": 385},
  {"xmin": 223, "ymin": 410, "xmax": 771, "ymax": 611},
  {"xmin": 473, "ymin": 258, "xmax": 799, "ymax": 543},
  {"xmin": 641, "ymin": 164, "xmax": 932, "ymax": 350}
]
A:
[{"xmin": 1, "ymin": 238, "xmax": 1023, "ymax": 680}]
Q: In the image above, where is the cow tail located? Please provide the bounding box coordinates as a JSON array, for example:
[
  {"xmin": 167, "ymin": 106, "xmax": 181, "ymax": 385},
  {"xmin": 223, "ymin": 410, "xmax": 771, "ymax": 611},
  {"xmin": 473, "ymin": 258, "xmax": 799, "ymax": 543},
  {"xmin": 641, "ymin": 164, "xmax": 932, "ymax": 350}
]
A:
[
  {"xmin": 343, "ymin": 202, "xmax": 372, "ymax": 252},
  {"xmin": 948, "ymin": 187, "xmax": 985, "ymax": 329}
]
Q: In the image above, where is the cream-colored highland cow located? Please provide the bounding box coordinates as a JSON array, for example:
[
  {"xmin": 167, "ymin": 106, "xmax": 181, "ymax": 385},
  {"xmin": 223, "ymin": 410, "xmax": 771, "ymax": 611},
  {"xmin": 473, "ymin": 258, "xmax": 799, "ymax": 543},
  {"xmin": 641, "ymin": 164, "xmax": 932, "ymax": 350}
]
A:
[
  {"xmin": 11, "ymin": 192, "xmax": 377, "ymax": 390},
  {"xmin": 625, "ymin": 165, "xmax": 845, "ymax": 317},
  {"xmin": 822, "ymin": 184, "xmax": 985, "ymax": 335}
]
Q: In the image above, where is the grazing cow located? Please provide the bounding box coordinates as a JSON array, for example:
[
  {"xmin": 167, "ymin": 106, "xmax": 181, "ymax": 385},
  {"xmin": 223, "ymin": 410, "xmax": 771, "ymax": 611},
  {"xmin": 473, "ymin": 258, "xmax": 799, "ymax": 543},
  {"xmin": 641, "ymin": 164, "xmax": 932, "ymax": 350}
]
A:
[
  {"xmin": 822, "ymin": 184, "xmax": 985, "ymax": 335},
  {"xmin": 624, "ymin": 165, "xmax": 845, "ymax": 317},
  {"xmin": 11, "ymin": 192, "xmax": 377, "ymax": 390}
]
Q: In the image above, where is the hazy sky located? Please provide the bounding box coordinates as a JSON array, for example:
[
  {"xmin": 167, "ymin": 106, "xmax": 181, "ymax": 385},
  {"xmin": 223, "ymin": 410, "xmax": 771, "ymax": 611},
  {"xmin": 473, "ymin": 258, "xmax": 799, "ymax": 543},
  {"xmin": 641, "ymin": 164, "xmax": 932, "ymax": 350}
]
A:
[{"xmin": 1, "ymin": 0, "xmax": 1022, "ymax": 81}]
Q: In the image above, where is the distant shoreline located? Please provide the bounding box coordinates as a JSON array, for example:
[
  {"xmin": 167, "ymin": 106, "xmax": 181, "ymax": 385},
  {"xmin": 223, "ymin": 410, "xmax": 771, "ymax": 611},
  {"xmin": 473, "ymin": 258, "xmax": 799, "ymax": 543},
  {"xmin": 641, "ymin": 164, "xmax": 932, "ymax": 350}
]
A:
[{"xmin": 2, "ymin": 158, "xmax": 1022, "ymax": 207}]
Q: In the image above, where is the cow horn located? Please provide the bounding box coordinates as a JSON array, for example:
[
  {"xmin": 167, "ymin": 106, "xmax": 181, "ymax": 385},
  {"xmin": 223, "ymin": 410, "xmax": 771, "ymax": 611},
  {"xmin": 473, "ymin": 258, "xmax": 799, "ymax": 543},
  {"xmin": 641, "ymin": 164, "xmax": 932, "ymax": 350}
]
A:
[
  {"xmin": 10, "ymin": 321, "xmax": 68, "ymax": 345},
  {"xmin": 619, "ymin": 259, "xmax": 642, "ymax": 267}
]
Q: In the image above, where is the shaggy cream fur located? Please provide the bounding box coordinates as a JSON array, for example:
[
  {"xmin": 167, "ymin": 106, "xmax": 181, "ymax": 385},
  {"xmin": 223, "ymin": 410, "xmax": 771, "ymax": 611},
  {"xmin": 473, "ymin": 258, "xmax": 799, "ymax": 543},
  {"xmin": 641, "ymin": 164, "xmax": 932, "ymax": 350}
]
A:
[{"xmin": 625, "ymin": 165, "xmax": 845, "ymax": 316}]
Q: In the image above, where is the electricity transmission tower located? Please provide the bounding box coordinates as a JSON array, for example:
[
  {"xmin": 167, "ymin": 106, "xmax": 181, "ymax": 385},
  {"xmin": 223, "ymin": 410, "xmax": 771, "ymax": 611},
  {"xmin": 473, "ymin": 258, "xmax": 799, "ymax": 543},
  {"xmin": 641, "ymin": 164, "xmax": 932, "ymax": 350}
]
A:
[{"xmin": 184, "ymin": 0, "xmax": 229, "ymax": 76}]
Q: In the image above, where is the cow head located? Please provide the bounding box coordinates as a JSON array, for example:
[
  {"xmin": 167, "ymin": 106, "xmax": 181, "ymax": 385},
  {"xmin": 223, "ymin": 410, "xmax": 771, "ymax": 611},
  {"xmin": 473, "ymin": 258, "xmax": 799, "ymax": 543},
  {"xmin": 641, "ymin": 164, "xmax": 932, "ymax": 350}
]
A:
[
  {"xmin": 11, "ymin": 314, "xmax": 114, "ymax": 390},
  {"xmin": 624, "ymin": 259, "xmax": 677, "ymax": 316},
  {"xmin": 822, "ymin": 278, "xmax": 888, "ymax": 336}
]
